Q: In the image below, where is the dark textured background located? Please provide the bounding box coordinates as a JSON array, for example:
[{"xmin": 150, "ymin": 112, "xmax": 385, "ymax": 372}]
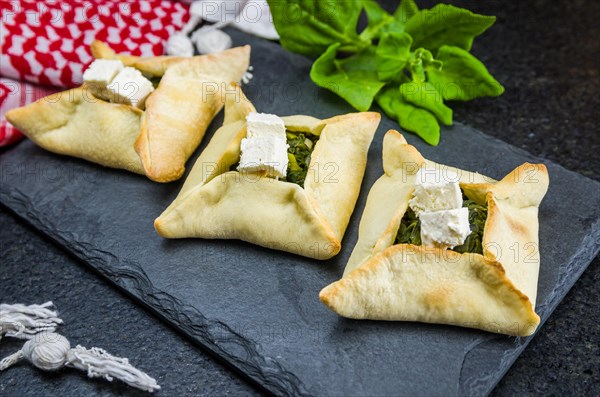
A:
[{"xmin": 1, "ymin": 0, "xmax": 598, "ymax": 395}]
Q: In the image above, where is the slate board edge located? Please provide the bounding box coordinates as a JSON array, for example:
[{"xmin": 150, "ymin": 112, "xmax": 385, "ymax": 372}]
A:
[
  {"xmin": 2, "ymin": 135, "xmax": 599, "ymax": 397},
  {"xmin": 460, "ymin": 220, "xmax": 600, "ymax": 397},
  {"xmin": 452, "ymin": 123, "xmax": 600, "ymax": 395},
  {"xmin": 0, "ymin": 187, "xmax": 310, "ymax": 397}
]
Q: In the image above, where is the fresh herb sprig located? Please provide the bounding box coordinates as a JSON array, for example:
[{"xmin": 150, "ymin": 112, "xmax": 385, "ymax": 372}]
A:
[{"xmin": 268, "ymin": 0, "xmax": 504, "ymax": 145}]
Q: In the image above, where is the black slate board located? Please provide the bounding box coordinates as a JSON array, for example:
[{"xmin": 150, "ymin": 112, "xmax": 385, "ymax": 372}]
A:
[{"xmin": 1, "ymin": 30, "xmax": 599, "ymax": 396}]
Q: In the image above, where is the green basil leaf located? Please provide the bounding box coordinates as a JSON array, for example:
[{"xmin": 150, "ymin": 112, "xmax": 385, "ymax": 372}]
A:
[
  {"xmin": 268, "ymin": 0, "xmax": 365, "ymax": 57},
  {"xmin": 427, "ymin": 45, "xmax": 504, "ymax": 101},
  {"xmin": 375, "ymin": 32, "xmax": 413, "ymax": 81},
  {"xmin": 311, "ymin": 43, "xmax": 386, "ymax": 112},
  {"xmin": 393, "ymin": 0, "xmax": 419, "ymax": 24},
  {"xmin": 400, "ymin": 81, "xmax": 453, "ymax": 126},
  {"xmin": 360, "ymin": 1, "xmax": 395, "ymax": 41},
  {"xmin": 361, "ymin": 0, "xmax": 419, "ymax": 40},
  {"xmin": 376, "ymin": 85, "xmax": 440, "ymax": 146},
  {"xmin": 404, "ymin": 4, "xmax": 496, "ymax": 53},
  {"xmin": 407, "ymin": 47, "xmax": 442, "ymax": 83}
]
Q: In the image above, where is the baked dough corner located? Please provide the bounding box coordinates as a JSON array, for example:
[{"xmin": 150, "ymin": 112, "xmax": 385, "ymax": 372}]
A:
[
  {"xmin": 154, "ymin": 85, "xmax": 381, "ymax": 259},
  {"xmin": 320, "ymin": 130, "xmax": 549, "ymax": 336}
]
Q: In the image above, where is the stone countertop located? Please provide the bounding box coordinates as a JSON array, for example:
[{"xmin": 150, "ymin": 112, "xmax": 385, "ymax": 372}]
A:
[{"xmin": 1, "ymin": 0, "xmax": 598, "ymax": 395}]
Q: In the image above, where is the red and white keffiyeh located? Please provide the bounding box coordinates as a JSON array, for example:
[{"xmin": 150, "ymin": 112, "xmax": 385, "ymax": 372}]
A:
[
  {"xmin": 0, "ymin": 78, "xmax": 58, "ymax": 146},
  {"xmin": 0, "ymin": 0, "xmax": 191, "ymax": 146}
]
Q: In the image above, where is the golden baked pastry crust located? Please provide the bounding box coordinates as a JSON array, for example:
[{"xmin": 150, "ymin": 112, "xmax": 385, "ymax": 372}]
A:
[
  {"xmin": 136, "ymin": 45, "xmax": 251, "ymax": 182},
  {"xmin": 6, "ymin": 43, "xmax": 251, "ymax": 182},
  {"xmin": 154, "ymin": 84, "xmax": 381, "ymax": 259},
  {"xmin": 6, "ymin": 86, "xmax": 145, "ymax": 174},
  {"xmin": 320, "ymin": 130, "xmax": 549, "ymax": 336}
]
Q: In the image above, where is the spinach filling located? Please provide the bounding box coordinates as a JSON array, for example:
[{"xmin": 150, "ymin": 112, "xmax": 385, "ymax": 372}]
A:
[
  {"xmin": 452, "ymin": 199, "xmax": 488, "ymax": 254},
  {"xmin": 394, "ymin": 193, "xmax": 488, "ymax": 254},
  {"xmin": 229, "ymin": 130, "xmax": 319, "ymax": 187},
  {"xmin": 395, "ymin": 207, "xmax": 421, "ymax": 246},
  {"xmin": 147, "ymin": 75, "xmax": 162, "ymax": 89},
  {"xmin": 282, "ymin": 131, "xmax": 319, "ymax": 186}
]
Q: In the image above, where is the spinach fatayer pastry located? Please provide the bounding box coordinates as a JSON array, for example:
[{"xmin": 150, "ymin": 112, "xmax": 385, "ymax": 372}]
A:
[
  {"xmin": 6, "ymin": 41, "xmax": 250, "ymax": 182},
  {"xmin": 154, "ymin": 84, "xmax": 381, "ymax": 259},
  {"xmin": 320, "ymin": 130, "xmax": 550, "ymax": 336}
]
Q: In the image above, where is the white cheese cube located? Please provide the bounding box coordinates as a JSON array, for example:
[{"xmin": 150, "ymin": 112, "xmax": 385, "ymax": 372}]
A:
[
  {"xmin": 106, "ymin": 67, "xmax": 154, "ymax": 109},
  {"xmin": 409, "ymin": 167, "xmax": 463, "ymax": 215},
  {"xmin": 420, "ymin": 208, "xmax": 471, "ymax": 249},
  {"xmin": 238, "ymin": 136, "xmax": 289, "ymax": 178},
  {"xmin": 246, "ymin": 112, "xmax": 286, "ymax": 139},
  {"xmin": 237, "ymin": 112, "xmax": 289, "ymax": 178},
  {"xmin": 83, "ymin": 59, "xmax": 124, "ymax": 88}
]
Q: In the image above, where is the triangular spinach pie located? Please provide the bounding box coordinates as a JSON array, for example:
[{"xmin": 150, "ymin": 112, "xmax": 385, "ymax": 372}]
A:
[
  {"xmin": 6, "ymin": 41, "xmax": 250, "ymax": 182},
  {"xmin": 319, "ymin": 130, "xmax": 549, "ymax": 336},
  {"xmin": 155, "ymin": 84, "xmax": 381, "ymax": 260}
]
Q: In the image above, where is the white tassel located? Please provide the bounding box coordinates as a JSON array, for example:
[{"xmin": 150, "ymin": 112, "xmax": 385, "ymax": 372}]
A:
[
  {"xmin": 0, "ymin": 302, "xmax": 63, "ymax": 340},
  {"xmin": 0, "ymin": 332, "xmax": 160, "ymax": 393},
  {"xmin": 66, "ymin": 345, "xmax": 160, "ymax": 393},
  {"xmin": 0, "ymin": 351, "xmax": 23, "ymax": 371},
  {"xmin": 165, "ymin": 13, "xmax": 202, "ymax": 57},
  {"xmin": 166, "ymin": 0, "xmax": 279, "ymax": 57},
  {"xmin": 189, "ymin": 0, "xmax": 279, "ymax": 40},
  {"xmin": 192, "ymin": 26, "xmax": 233, "ymax": 54},
  {"xmin": 165, "ymin": 32, "xmax": 195, "ymax": 57}
]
